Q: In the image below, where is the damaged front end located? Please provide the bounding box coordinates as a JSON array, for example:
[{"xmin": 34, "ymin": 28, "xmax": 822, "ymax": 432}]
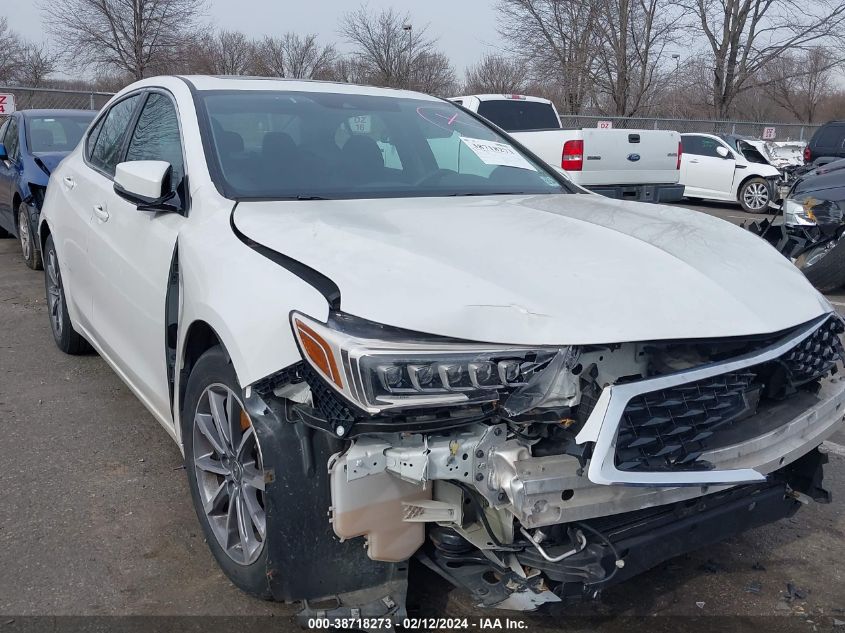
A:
[{"xmin": 249, "ymin": 310, "xmax": 845, "ymax": 621}]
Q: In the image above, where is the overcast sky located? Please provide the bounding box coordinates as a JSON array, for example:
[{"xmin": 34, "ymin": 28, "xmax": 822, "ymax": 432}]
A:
[{"xmin": 4, "ymin": 0, "xmax": 504, "ymax": 75}]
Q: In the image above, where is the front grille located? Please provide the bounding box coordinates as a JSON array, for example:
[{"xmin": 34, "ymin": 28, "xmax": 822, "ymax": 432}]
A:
[{"xmin": 615, "ymin": 317, "xmax": 844, "ymax": 472}]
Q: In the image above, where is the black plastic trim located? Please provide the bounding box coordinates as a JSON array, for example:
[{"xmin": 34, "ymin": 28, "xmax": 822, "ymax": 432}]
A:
[{"xmin": 229, "ymin": 202, "xmax": 341, "ymax": 309}]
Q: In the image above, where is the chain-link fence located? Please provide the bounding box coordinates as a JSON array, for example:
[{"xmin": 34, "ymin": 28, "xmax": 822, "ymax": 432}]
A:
[
  {"xmin": 0, "ymin": 86, "xmax": 114, "ymax": 114},
  {"xmin": 557, "ymin": 114, "xmax": 818, "ymax": 142},
  {"xmin": 0, "ymin": 86, "xmax": 821, "ymax": 142}
]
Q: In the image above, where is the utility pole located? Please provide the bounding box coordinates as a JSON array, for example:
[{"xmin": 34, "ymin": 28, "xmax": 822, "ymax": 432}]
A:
[{"xmin": 403, "ymin": 23, "xmax": 413, "ymax": 90}]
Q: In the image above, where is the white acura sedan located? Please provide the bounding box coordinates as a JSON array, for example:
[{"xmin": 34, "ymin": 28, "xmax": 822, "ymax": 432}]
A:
[{"xmin": 39, "ymin": 76, "xmax": 844, "ymax": 621}]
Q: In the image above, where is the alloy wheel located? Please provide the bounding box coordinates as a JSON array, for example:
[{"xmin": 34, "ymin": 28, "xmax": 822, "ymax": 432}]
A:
[
  {"xmin": 192, "ymin": 384, "xmax": 266, "ymax": 566},
  {"xmin": 19, "ymin": 208, "xmax": 31, "ymax": 261},
  {"xmin": 743, "ymin": 182, "xmax": 769, "ymax": 211},
  {"xmin": 45, "ymin": 249, "xmax": 63, "ymax": 338}
]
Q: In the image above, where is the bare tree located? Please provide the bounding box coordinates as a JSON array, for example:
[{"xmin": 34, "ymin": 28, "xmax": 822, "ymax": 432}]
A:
[
  {"xmin": 0, "ymin": 17, "xmax": 23, "ymax": 83},
  {"xmin": 40, "ymin": 0, "xmax": 207, "ymax": 80},
  {"xmin": 763, "ymin": 47, "xmax": 837, "ymax": 123},
  {"xmin": 12, "ymin": 42, "xmax": 59, "ymax": 87},
  {"xmin": 188, "ymin": 30, "xmax": 257, "ymax": 75},
  {"xmin": 684, "ymin": 0, "xmax": 845, "ymax": 118},
  {"xmin": 590, "ymin": 0, "xmax": 682, "ymax": 115},
  {"xmin": 497, "ymin": 0, "xmax": 598, "ymax": 114},
  {"xmin": 325, "ymin": 56, "xmax": 372, "ymax": 84},
  {"xmin": 464, "ymin": 54, "xmax": 528, "ymax": 94},
  {"xmin": 253, "ymin": 33, "xmax": 337, "ymax": 79},
  {"xmin": 410, "ymin": 51, "xmax": 457, "ymax": 95},
  {"xmin": 339, "ymin": 5, "xmax": 454, "ymax": 90}
]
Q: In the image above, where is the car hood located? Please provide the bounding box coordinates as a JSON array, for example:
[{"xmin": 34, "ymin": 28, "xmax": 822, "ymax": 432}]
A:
[
  {"xmin": 233, "ymin": 194, "xmax": 829, "ymax": 345},
  {"xmin": 793, "ymin": 159, "xmax": 845, "ymax": 197},
  {"xmin": 30, "ymin": 151, "xmax": 68, "ymax": 176}
]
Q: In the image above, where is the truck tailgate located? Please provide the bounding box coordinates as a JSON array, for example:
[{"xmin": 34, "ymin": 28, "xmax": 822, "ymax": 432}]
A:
[{"xmin": 576, "ymin": 129, "xmax": 680, "ymax": 186}]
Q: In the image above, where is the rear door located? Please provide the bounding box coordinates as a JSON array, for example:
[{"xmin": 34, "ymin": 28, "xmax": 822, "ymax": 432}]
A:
[{"xmin": 680, "ymin": 135, "xmax": 735, "ymax": 198}]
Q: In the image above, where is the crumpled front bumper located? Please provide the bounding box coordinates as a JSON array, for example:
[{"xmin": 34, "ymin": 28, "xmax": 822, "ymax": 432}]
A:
[{"xmin": 506, "ymin": 374, "xmax": 844, "ymax": 527}]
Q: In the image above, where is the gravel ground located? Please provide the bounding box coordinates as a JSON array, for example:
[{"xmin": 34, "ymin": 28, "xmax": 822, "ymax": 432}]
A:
[{"xmin": 1, "ymin": 200, "xmax": 844, "ymax": 632}]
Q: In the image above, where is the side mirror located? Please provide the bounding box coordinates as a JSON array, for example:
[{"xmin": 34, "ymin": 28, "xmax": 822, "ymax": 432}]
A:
[
  {"xmin": 0, "ymin": 142, "xmax": 7, "ymax": 161},
  {"xmin": 716, "ymin": 146, "xmax": 731, "ymax": 159},
  {"xmin": 114, "ymin": 160, "xmax": 178, "ymax": 211}
]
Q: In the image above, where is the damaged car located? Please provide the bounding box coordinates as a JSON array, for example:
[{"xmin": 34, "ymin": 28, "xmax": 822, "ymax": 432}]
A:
[
  {"xmin": 0, "ymin": 109, "xmax": 95, "ymax": 269},
  {"xmin": 750, "ymin": 159, "xmax": 845, "ymax": 292},
  {"xmin": 38, "ymin": 76, "xmax": 845, "ymax": 622},
  {"xmin": 680, "ymin": 133, "xmax": 785, "ymax": 212}
]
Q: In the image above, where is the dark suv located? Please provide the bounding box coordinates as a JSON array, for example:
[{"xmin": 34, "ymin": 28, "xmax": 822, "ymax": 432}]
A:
[{"xmin": 804, "ymin": 121, "xmax": 845, "ymax": 166}]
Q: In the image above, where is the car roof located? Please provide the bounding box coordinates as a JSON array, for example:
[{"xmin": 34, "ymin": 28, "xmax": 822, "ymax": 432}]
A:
[
  {"xmin": 171, "ymin": 75, "xmax": 441, "ymax": 102},
  {"xmin": 451, "ymin": 94, "xmax": 553, "ymax": 104}
]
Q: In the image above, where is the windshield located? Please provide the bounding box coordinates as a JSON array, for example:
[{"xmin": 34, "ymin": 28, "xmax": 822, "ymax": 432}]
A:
[
  {"xmin": 26, "ymin": 114, "xmax": 94, "ymax": 153},
  {"xmin": 476, "ymin": 100, "xmax": 560, "ymax": 132},
  {"xmin": 199, "ymin": 90, "xmax": 569, "ymax": 200}
]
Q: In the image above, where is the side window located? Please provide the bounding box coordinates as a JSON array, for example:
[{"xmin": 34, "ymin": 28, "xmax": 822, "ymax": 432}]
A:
[
  {"xmin": 681, "ymin": 136, "xmax": 704, "ymax": 156},
  {"xmin": 126, "ymin": 93, "xmax": 185, "ymax": 194},
  {"xmin": 4, "ymin": 117, "xmax": 20, "ymax": 160},
  {"xmin": 90, "ymin": 94, "xmax": 141, "ymax": 176},
  {"xmin": 0, "ymin": 118, "xmax": 9, "ymax": 145},
  {"xmin": 85, "ymin": 117, "xmax": 105, "ymax": 161},
  {"xmin": 682, "ymin": 136, "xmax": 724, "ymax": 158}
]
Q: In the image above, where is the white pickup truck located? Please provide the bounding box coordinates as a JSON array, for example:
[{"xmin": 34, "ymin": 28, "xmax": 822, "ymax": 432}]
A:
[{"xmin": 452, "ymin": 94, "xmax": 684, "ymax": 203}]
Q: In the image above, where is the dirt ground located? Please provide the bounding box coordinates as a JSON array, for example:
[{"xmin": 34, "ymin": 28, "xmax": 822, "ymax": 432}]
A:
[{"xmin": 1, "ymin": 217, "xmax": 844, "ymax": 633}]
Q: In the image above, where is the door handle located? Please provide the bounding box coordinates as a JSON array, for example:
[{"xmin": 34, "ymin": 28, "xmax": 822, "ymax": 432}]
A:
[
  {"xmin": 93, "ymin": 205, "xmax": 109, "ymax": 222},
  {"xmin": 63, "ymin": 176, "xmax": 75, "ymax": 190},
  {"xmin": 690, "ymin": 159, "xmax": 700, "ymax": 164}
]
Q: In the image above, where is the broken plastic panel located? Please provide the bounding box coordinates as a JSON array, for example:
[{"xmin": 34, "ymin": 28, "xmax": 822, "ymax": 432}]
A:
[{"xmin": 503, "ymin": 348, "xmax": 578, "ymax": 416}]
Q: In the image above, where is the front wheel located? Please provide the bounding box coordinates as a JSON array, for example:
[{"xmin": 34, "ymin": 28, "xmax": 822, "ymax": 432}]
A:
[
  {"xmin": 43, "ymin": 235, "xmax": 91, "ymax": 354},
  {"xmin": 739, "ymin": 178, "xmax": 771, "ymax": 213},
  {"xmin": 182, "ymin": 346, "xmax": 272, "ymax": 599},
  {"xmin": 19, "ymin": 203, "xmax": 42, "ymax": 270}
]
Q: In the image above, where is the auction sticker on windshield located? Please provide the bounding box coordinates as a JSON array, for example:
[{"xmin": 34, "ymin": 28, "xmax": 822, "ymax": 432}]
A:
[{"xmin": 460, "ymin": 137, "xmax": 535, "ymax": 170}]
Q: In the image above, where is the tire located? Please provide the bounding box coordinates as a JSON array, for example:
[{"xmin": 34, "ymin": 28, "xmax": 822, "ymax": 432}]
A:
[
  {"xmin": 181, "ymin": 346, "xmax": 272, "ymax": 600},
  {"xmin": 738, "ymin": 177, "xmax": 771, "ymax": 213},
  {"xmin": 18, "ymin": 203, "xmax": 42, "ymax": 270},
  {"xmin": 796, "ymin": 237, "xmax": 845, "ymax": 292},
  {"xmin": 43, "ymin": 235, "xmax": 91, "ymax": 354}
]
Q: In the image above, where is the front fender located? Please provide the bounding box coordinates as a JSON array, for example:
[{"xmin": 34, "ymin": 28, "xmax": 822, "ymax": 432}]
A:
[{"xmin": 174, "ymin": 202, "xmax": 329, "ymax": 441}]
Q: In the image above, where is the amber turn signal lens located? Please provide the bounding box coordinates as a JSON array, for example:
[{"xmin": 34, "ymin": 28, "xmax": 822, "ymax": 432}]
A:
[{"xmin": 294, "ymin": 318, "xmax": 343, "ymax": 388}]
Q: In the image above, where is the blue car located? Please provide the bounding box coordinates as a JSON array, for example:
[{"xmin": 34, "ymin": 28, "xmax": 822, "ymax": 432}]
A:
[{"xmin": 0, "ymin": 109, "xmax": 96, "ymax": 269}]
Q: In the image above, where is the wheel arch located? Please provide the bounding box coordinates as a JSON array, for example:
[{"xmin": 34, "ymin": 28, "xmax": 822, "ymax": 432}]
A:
[
  {"xmin": 12, "ymin": 191, "xmax": 22, "ymax": 233},
  {"xmin": 38, "ymin": 218, "xmax": 52, "ymax": 254}
]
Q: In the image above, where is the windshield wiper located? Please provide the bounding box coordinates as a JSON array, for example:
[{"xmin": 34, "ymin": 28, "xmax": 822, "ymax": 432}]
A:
[{"xmin": 295, "ymin": 195, "xmax": 333, "ymax": 201}]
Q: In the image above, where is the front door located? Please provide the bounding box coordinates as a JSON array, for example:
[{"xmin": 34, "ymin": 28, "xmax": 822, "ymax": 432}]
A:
[
  {"xmin": 86, "ymin": 91, "xmax": 187, "ymax": 425},
  {"xmin": 681, "ymin": 135, "xmax": 736, "ymax": 198}
]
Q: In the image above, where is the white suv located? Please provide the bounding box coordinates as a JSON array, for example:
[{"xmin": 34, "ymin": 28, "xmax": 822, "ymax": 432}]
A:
[{"xmin": 39, "ymin": 76, "xmax": 843, "ymax": 622}]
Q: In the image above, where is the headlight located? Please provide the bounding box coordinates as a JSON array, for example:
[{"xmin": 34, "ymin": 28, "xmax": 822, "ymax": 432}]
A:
[
  {"xmin": 291, "ymin": 311, "xmax": 563, "ymax": 414},
  {"xmin": 783, "ymin": 198, "xmax": 817, "ymax": 226},
  {"xmin": 784, "ymin": 196, "xmax": 844, "ymax": 227}
]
